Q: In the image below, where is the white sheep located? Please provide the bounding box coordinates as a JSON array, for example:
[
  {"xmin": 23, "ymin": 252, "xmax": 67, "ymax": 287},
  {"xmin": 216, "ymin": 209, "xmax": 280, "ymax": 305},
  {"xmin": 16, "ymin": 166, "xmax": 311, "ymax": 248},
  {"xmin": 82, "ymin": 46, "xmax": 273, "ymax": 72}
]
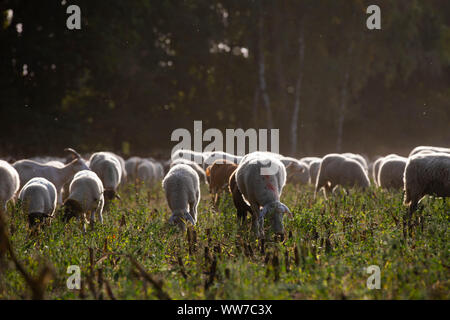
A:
[
  {"xmin": 309, "ymin": 159, "xmax": 322, "ymax": 186},
  {"xmin": 125, "ymin": 156, "xmax": 143, "ymax": 183},
  {"xmin": 299, "ymin": 156, "xmax": 321, "ymax": 165},
  {"xmin": 281, "ymin": 157, "xmax": 310, "ymax": 185},
  {"xmin": 378, "ymin": 156, "xmax": 408, "ymax": 190},
  {"xmin": 236, "ymin": 154, "xmax": 292, "ymax": 238},
  {"xmin": 63, "ymin": 170, "xmax": 104, "ymax": 231},
  {"xmin": 162, "ymin": 164, "xmax": 200, "ymax": 231},
  {"xmin": 13, "ymin": 148, "xmax": 89, "ymax": 205},
  {"xmin": 409, "ymin": 146, "xmax": 450, "ymax": 157},
  {"xmin": 170, "ymin": 158, "xmax": 207, "ymax": 184},
  {"xmin": 89, "ymin": 152, "xmax": 122, "ymax": 201},
  {"xmin": 403, "ymin": 153, "xmax": 450, "ymax": 229},
  {"xmin": 18, "ymin": 177, "xmax": 57, "ymax": 227},
  {"xmin": 315, "ymin": 154, "xmax": 370, "ymax": 198},
  {"xmin": 147, "ymin": 157, "xmax": 164, "ymax": 181},
  {"xmin": 372, "ymin": 154, "xmax": 403, "ymax": 186},
  {"xmin": 136, "ymin": 159, "xmax": 158, "ymax": 187},
  {"xmin": 0, "ymin": 160, "xmax": 20, "ymax": 214},
  {"xmin": 342, "ymin": 153, "xmax": 369, "ymax": 172},
  {"xmin": 171, "ymin": 149, "xmax": 205, "ymax": 167},
  {"xmin": 203, "ymin": 151, "xmax": 243, "ymax": 170}
]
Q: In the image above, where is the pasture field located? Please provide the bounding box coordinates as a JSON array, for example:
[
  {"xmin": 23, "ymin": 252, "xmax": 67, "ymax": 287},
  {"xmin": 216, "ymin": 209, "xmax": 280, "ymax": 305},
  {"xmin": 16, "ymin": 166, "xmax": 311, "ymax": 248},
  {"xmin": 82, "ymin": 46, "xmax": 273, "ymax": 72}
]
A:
[{"xmin": 0, "ymin": 183, "xmax": 448, "ymax": 300}]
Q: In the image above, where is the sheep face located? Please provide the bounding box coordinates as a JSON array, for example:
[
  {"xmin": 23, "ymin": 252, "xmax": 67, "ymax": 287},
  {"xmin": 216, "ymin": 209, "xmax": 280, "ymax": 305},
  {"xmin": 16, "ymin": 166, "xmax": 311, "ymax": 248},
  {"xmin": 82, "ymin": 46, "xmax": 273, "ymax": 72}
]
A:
[
  {"xmin": 28, "ymin": 212, "xmax": 50, "ymax": 227},
  {"xmin": 104, "ymin": 189, "xmax": 119, "ymax": 201},
  {"xmin": 260, "ymin": 202, "xmax": 292, "ymax": 235},
  {"xmin": 62, "ymin": 199, "xmax": 83, "ymax": 222}
]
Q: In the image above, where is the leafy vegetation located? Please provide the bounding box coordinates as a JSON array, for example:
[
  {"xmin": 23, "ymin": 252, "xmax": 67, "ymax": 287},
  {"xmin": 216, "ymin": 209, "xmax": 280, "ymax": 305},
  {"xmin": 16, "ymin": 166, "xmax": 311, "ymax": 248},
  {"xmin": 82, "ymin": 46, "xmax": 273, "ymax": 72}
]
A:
[{"xmin": 1, "ymin": 183, "xmax": 448, "ymax": 299}]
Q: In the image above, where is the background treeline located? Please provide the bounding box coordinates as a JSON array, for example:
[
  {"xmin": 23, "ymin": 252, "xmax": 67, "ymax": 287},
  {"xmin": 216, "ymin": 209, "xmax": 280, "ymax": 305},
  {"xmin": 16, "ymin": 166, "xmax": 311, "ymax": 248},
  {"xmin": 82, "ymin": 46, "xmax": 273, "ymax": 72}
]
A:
[{"xmin": 1, "ymin": 0, "xmax": 449, "ymax": 159}]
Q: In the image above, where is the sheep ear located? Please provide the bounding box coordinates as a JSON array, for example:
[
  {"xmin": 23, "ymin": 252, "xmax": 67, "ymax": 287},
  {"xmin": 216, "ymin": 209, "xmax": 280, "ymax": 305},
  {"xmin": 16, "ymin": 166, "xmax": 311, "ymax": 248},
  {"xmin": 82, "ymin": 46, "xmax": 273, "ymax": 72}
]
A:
[
  {"xmin": 184, "ymin": 212, "xmax": 195, "ymax": 226},
  {"xmin": 115, "ymin": 194, "xmax": 121, "ymax": 200},
  {"xmin": 64, "ymin": 148, "xmax": 81, "ymax": 159},
  {"xmin": 279, "ymin": 203, "xmax": 293, "ymax": 218}
]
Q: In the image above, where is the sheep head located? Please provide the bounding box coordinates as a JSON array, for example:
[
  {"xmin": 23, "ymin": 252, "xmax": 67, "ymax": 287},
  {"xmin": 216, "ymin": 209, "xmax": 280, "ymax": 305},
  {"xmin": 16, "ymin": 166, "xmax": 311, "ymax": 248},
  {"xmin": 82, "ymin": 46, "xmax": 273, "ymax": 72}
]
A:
[
  {"xmin": 62, "ymin": 199, "xmax": 83, "ymax": 222},
  {"xmin": 259, "ymin": 201, "xmax": 292, "ymax": 236},
  {"xmin": 169, "ymin": 210, "xmax": 195, "ymax": 232}
]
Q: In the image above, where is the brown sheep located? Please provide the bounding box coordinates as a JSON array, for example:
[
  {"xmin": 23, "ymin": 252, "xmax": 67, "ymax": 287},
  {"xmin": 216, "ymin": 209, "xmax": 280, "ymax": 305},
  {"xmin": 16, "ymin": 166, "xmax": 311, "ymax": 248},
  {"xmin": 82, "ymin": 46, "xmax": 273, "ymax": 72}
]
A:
[
  {"xmin": 206, "ymin": 159, "xmax": 237, "ymax": 206},
  {"xmin": 228, "ymin": 170, "xmax": 252, "ymax": 224}
]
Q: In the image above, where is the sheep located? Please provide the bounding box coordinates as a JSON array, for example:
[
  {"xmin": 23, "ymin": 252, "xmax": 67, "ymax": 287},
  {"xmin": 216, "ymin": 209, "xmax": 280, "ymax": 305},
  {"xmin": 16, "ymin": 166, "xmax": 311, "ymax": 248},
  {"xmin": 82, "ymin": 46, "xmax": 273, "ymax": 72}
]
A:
[
  {"xmin": 150, "ymin": 159, "xmax": 165, "ymax": 181},
  {"xmin": 62, "ymin": 170, "xmax": 104, "ymax": 231},
  {"xmin": 106, "ymin": 152, "xmax": 127, "ymax": 185},
  {"xmin": 125, "ymin": 156, "xmax": 143, "ymax": 183},
  {"xmin": 136, "ymin": 159, "xmax": 158, "ymax": 187},
  {"xmin": 228, "ymin": 170, "xmax": 252, "ymax": 224},
  {"xmin": 378, "ymin": 156, "xmax": 408, "ymax": 190},
  {"xmin": 236, "ymin": 154, "xmax": 292, "ymax": 238},
  {"xmin": 342, "ymin": 153, "xmax": 369, "ymax": 172},
  {"xmin": 205, "ymin": 159, "xmax": 238, "ymax": 205},
  {"xmin": 203, "ymin": 151, "xmax": 243, "ymax": 170},
  {"xmin": 170, "ymin": 158, "xmax": 207, "ymax": 184},
  {"xmin": 299, "ymin": 157, "xmax": 321, "ymax": 165},
  {"xmin": 309, "ymin": 159, "xmax": 322, "ymax": 186},
  {"xmin": 171, "ymin": 149, "xmax": 205, "ymax": 167},
  {"xmin": 403, "ymin": 153, "xmax": 450, "ymax": 231},
  {"xmin": 372, "ymin": 154, "xmax": 403, "ymax": 186},
  {"xmin": 281, "ymin": 157, "xmax": 310, "ymax": 185},
  {"xmin": 409, "ymin": 146, "xmax": 450, "ymax": 157},
  {"xmin": 13, "ymin": 148, "xmax": 89, "ymax": 205},
  {"xmin": 18, "ymin": 177, "xmax": 57, "ymax": 227},
  {"xmin": 89, "ymin": 152, "xmax": 122, "ymax": 201},
  {"xmin": 315, "ymin": 154, "xmax": 370, "ymax": 198},
  {"xmin": 162, "ymin": 164, "xmax": 200, "ymax": 232},
  {"xmin": 0, "ymin": 160, "xmax": 20, "ymax": 214}
]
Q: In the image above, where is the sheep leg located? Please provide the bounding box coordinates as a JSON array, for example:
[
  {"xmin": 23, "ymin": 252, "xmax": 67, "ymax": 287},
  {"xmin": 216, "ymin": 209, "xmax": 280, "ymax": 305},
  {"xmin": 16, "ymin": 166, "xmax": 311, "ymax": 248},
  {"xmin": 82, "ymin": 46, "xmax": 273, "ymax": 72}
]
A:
[{"xmin": 250, "ymin": 205, "xmax": 260, "ymax": 238}]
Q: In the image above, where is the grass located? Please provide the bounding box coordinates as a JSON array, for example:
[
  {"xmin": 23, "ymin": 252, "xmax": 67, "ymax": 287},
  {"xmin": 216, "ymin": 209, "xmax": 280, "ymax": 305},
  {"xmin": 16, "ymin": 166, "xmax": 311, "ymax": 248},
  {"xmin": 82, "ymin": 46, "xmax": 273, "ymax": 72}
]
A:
[{"xmin": 0, "ymin": 182, "xmax": 448, "ymax": 300}]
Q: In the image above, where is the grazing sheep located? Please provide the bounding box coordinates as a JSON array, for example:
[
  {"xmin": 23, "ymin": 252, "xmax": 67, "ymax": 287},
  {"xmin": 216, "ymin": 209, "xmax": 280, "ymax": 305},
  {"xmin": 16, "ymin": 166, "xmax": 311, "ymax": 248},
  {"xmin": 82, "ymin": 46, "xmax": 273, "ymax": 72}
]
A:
[
  {"xmin": 13, "ymin": 148, "xmax": 89, "ymax": 205},
  {"xmin": 409, "ymin": 146, "xmax": 450, "ymax": 157},
  {"xmin": 403, "ymin": 153, "xmax": 450, "ymax": 230},
  {"xmin": 89, "ymin": 152, "xmax": 122, "ymax": 201},
  {"xmin": 0, "ymin": 160, "xmax": 20, "ymax": 214},
  {"xmin": 342, "ymin": 153, "xmax": 369, "ymax": 172},
  {"xmin": 136, "ymin": 159, "xmax": 158, "ymax": 187},
  {"xmin": 315, "ymin": 154, "xmax": 370, "ymax": 198},
  {"xmin": 150, "ymin": 160, "xmax": 165, "ymax": 181},
  {"xmin": 63, "ymin": 170, "xmax": 104, "ymax": 231},
  {"xmin": 236, "ymin": 154, "xmax": 291, "ymax": 238},
  {"xmin": 170, "ymin": 158, "xmax": 207, "ymax": 184},
  {"xmin": 206, "ymin": 159, "xmax": 238, "ymax": 205},
  {"xmin": 125, "ymin": 156, "xmax": 143, "ymax": 183},
  {"xmin": 378, "ymin": 156, "xmax": 408, "ymax": 190},
  {"xmin": 162, "ymin": 164, "xmax": 200, "ymax": 232},
  {"xmin": 228, "ymin": 170, "xmax": 252, "ymax": 224},
  {"xmin": 309, "ymin": 159, "xmax": 322, "ymax": 186},
  {"xmin": 281, "ymin": 157, "xmax": 310, "ymax": 185},
  {"xmin": 372, "ymin": 154, "xmax": 402, "ymax": 186},
  {"xmin": 18, "ymin": 177, "xmax": 57, "ymax": 227},
  {"xmin": 203, "ymin": 151, "xmax": 243, "ymax": 170},
  {"xmin": 299, "ymin": 157, "xmax": 321, "ymax": 165},
  {"xmin": 171, "ymin": 149, "xmax": 205, "ymax": 166}
]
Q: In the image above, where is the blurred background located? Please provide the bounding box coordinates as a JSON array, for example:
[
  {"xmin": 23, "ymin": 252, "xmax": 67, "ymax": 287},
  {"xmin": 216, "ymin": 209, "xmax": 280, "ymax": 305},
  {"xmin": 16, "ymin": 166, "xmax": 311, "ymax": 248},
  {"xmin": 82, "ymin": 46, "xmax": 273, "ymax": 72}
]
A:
[{"xmin": 0, "ymin": 0, "xmax": 449, "ymax": 159}]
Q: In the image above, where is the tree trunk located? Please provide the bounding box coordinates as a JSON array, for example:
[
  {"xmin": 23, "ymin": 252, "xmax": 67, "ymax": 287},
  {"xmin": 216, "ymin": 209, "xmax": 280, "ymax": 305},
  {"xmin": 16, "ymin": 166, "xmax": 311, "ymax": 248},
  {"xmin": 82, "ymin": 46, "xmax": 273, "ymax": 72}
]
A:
[
  {"xmin": 257, "ymin": 1, "xmax": 273, "ymax": 129},
  {"xmin": 336, "ymin": 45, "xmax": 353, "ymax": 153},
  {"xmin": 290, "ymin": 27, "xmax": 305, "ymax": 156}
]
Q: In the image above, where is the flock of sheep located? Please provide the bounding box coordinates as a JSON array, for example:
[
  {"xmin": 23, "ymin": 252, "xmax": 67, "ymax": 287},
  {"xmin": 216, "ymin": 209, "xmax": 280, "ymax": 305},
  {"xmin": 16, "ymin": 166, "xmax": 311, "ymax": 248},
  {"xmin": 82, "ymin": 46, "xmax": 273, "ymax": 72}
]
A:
[{"xmin": 0, "ymin": 145, "xmax": 449, "ymax": 238}]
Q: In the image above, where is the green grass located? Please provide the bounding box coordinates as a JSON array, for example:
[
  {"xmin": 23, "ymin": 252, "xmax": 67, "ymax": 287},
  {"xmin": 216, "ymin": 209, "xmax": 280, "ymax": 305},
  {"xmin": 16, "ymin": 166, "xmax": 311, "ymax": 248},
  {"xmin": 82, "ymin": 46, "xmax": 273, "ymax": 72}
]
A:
[{"xmin": 0, "ymin": 182, "xmax": 448, "ymax": 299}]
